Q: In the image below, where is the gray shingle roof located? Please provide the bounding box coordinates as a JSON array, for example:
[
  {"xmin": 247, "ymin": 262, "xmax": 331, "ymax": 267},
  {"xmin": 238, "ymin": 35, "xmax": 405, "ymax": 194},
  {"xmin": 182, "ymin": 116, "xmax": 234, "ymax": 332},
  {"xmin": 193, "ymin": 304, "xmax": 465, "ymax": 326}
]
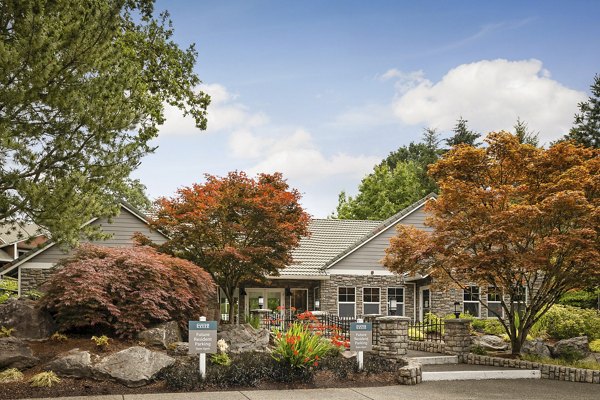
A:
[
  {"xmin": 0, "ymin": 223, "xmax": 43, "ymax": 246},
  {"xmin": 283, "ymin": 218, "xmax": 381, "ymax": 276}
]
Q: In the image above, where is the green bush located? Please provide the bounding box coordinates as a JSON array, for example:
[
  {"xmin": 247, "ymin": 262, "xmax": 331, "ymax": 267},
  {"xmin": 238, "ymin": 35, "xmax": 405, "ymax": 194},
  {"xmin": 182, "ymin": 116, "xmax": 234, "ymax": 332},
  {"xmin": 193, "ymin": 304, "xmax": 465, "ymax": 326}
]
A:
[
  {"xmin": 482, "ymin": 319, "xmax": 506, "ymax": 336},
  {"xmin": 590, "ymin": 339, "xmax": 600, "ymax": 353},
  {"xmin": 558, "ymin": 289, "xmax": 599, "ymax": 309},
  {"xmin": 536, "ymin": 305, "xmax": 600, "ymax": 340},
  {"xmin": 272, "ymin": 322, "xmax": 332, "ymax": 368}
]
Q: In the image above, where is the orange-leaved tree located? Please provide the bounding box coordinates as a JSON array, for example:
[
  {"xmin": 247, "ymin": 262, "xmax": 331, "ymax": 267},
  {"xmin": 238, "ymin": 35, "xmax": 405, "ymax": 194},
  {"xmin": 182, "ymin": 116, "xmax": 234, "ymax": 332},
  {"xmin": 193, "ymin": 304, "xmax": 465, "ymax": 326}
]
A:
[
  {"xmin": 150, "ymin": 171, "xmax": 310, "ymax": 323},
  {"xmin": 382, "ymin": 132, "xmax": 600, "ymax": 354}
]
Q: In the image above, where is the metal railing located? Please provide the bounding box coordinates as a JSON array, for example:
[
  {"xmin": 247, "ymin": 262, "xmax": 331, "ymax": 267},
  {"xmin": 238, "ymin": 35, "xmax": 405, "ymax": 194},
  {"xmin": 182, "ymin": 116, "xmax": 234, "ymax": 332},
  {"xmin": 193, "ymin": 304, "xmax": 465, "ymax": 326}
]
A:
[
  {"xmin": 256, "ymin": 311, "xmax": 357, "ymax": 341},
  {"xmin": 408, "ymin": 319, "xmax": 445, "ymax": 342}
]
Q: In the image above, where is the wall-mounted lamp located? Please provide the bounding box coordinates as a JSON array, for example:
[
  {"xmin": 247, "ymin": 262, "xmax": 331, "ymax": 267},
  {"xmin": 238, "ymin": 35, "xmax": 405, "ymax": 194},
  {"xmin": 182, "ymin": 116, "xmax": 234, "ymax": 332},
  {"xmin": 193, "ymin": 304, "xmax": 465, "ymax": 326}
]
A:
[
  {"xmin": 314, "ymin": 299, "xmax": 320, "ymax": 310},
  {"xmin": 453, "ymin": 301, "xmax": 461, "ymax": 319},
  {"xmin": 389, "ymin": 299, "xmax": 397, "ymax": 312},
  {"xmin": 258, "ymin": 296, "xmax": 264, "ymax": 309}
]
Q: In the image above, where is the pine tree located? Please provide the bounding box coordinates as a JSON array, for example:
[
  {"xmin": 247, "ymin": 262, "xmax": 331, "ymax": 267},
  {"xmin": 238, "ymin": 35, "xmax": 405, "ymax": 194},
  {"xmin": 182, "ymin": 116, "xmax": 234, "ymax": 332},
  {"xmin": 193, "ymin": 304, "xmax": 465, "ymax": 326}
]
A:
[
  {"xmin": 564, "ymin": 74, "xmax": 600, "ymax": 148},
  {"xmin": 445, "ymin": 117, "xmax": 481, "ymax": 148}
]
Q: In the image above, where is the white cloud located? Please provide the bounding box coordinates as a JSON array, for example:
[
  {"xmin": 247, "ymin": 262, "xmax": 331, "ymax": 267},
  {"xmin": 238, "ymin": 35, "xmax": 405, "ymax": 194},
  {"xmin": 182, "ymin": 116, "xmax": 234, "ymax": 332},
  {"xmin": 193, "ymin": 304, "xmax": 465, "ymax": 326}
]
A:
[
  {"xmin": 158, "ymin": 83, "xmax": 268, "ymax": 136},
  {"xmin": 390, "ymin": 59, "xmax": 586, "ymax": 142}
]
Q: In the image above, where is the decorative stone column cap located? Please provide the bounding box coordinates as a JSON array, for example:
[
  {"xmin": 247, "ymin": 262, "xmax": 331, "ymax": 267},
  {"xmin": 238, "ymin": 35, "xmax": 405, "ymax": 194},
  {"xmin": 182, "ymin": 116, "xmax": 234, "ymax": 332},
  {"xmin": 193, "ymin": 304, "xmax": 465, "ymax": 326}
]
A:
[
  {"xmin": 444, "ymin": 318, "xmax": 471, "ymax": 325},
  {"xmin": 250, "ymin": 309, "xmax": 271, "ymax": 314},
  {"xmin": 375, "ymin": 316, "xmax": 411, "ymax": 322},
  {"xmin": 363, "ymin": 314, "xmax": 383, "ymax": 318},
  {"xmin": 309, "ymin": 311, "xmax": 328, "ymax": 316}
]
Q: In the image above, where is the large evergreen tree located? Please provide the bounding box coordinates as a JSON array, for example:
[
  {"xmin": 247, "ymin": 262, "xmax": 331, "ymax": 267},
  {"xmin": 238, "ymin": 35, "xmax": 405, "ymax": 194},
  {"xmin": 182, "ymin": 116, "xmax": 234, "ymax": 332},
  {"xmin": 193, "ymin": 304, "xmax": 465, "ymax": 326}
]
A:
[
  {"xmin": 0, "ymin": 0, "xmax": 209, "ymax": 245},
  {"xmin": 445, "ymin": 117, "xmax": 481, "ymax": 148},
  {"xmin": 564, "ymin": 74, "xmax": 600, "ymax": 148}
]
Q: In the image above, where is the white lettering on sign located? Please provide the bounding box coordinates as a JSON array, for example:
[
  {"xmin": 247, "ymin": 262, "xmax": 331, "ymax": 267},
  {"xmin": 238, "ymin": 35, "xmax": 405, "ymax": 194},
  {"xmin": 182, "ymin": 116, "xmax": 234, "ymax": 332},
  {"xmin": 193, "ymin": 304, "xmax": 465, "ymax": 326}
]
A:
[{"xmin": 195, "ymin": 323, "xmax": 210, "ymax": 329}]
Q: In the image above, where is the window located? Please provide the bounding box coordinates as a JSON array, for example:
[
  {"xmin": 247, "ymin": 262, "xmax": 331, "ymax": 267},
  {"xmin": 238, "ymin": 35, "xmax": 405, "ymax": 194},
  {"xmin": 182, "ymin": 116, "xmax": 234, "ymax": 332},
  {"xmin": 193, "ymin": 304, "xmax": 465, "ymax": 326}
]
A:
[
  {"xmin": 512, "ymin": 285, "xmax": 528, "ymax": 316},
  {"xmin": 487, "ymin": 286, "xmax": 503, "ymax": 318},
  {"xmin": 463, "ymin": 286, "xmax": 480, "ymax": 317},
  {"xmin": 338, "ymin": 287, "xmax": 355, "ymax": 317},
  {"xmin": 363, "ymin": 287, "xmax": 380, "ymax": 315},
  {"xmin": 388, "ymin": 287, "xmax": 404, "ymax": 316}
]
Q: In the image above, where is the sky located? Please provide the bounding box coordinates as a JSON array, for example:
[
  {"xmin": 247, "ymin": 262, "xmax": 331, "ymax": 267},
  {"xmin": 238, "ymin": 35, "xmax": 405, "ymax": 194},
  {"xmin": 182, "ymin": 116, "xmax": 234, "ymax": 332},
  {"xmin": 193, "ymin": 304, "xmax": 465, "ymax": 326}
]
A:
[{"xmin": 132, "ymin": 0, "xmax": 600, "ymax": 218}]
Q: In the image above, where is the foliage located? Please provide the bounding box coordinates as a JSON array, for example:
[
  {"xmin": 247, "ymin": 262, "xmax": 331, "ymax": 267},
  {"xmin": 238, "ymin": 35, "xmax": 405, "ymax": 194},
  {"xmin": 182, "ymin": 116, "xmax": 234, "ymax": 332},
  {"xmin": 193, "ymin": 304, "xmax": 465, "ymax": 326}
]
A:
[
  {"xmin": 23, "ymin": 290, "xmax": 44, "ymax": 300},
  {"xmin": 558, "ymin": 288, "xmax": 600, "ymax": 309},
  {"xmin": 50, "ymin": 333, "xmax": 68, "ymax": 342},
  {"xmin": 514, "ymin": 118, "xmax": 540, "ymax": 147},
  {"xmin": 91, "ymin": 335, "xmax": 110, "ymax": 350},
  {"xmin": 471, "ymin": 344, "xmax": 488, "ymax": 355},
  {"xmin": 272, "ymin": 322, "xmax": 332, "ymax": 368},
  {"xmin": 590, "ymin": 339, "xmax": 600, "ymax": 353},
  {"xmin": 535, "ymin": 305, "xmax": 600, "ymax": 340},
  {"xmin": 210, "ymin": 352, "xmax": 232, "ymax": 366},
  {"xmin": 408, "ymin": 327, "xmax": 424, "ymax": 341},
  {"xmin": 521, "ymin": 354, "xmax": 600, "ymax": 371},
  {"xmin": 482, "ymin": 320, "xmax": 506, "ymax": 336},
  {"xmin": 383, "ymin": 132, "xmax": 600, "ymax": 354},
  {"xmin": 149, "ymin": 171, "xmax": 309, "ymax": 323},
  {"xmin": 0, "ymin": 0, "xmax": 209, "ymax": 245},
  {"xmin": 0, "ymin": 326, "xmax": 14, "ymax": 337},
  {"xmin": 0, "ymin": 277, "xmax": 18, "ymax": 304},
  {"xmin": 563, "ymin": 74, "xmax": 600, "ymax": 148},
  {"xmin": 41, "ymin": 244, "xmax": 216, "ymax": 338},
  {"xmin": 445, "ymin": 117, "xmax": 481, "ymax": 148},
  {"xmin": 29, "ymin": 371, "xmax": 61, "ymax": 388},
  {"xmin": 336, "ymin": 128, "xmax": 441, "ymax": 220},
  {"xmin": 246, "ymin": 314, "xmax": 261, "ymax": 329},
  {"xmin": 0, "ymin": 368, "xmax": 24, "ymax": 383}
]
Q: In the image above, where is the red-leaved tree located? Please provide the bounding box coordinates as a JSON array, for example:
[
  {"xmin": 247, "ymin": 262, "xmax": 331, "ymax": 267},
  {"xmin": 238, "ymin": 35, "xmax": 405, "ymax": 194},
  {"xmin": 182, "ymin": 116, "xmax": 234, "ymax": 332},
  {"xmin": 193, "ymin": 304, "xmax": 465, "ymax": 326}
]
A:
[
  {"xmin": 41, "ymin": 244, "xmax": 216, "ymax": 337},
  {"xmin": 149, "ymin": 171, "xmax": 310, "ymax": 322}
]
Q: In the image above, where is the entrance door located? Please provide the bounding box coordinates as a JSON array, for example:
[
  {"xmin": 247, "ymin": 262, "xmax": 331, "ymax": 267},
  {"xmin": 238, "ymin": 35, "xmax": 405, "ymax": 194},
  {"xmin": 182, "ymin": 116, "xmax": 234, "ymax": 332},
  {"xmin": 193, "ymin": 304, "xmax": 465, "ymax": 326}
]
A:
[{"xmin": 420, "ymin": 287, "xmax": 431, "ymax": 322}]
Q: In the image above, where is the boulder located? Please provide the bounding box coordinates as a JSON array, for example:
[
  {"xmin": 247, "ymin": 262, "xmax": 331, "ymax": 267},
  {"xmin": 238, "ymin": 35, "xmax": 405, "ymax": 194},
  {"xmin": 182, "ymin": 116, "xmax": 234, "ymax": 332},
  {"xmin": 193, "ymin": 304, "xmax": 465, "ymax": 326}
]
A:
[
  {"xmin": 137, "ymin": 321, "xmax": 182, "ymax": 349},
  {"xmin": 0, "ymin": 298, "xmax": 56, "ymax": 339},
  {"xmin": 522, "ymin": 339, "xmax": 551, "ymax": 358},
  {"xmin": 0, "ymin": 337, "xmax": 39, "ymax": 369},
  {"xmin": 551, "ymin": 336, "xmax": 590, "ymax": 360},
  {"xmin": 94, "ymin": 346, "xmax": 175, "ymax": 387},
  {"xmin": 217, "ymin": 323, "xmax": 270, "ymax": 353},
  {"xmin": 472, "ymin": 335, "xmax": 509, "ymax": 351},
  {"xmin": 167, "ymin": 341, "xmax": 189, "ymax": 356},
  {"xmin": 46, "ymin": 349, "xmax": 97, "ymax": 378}
]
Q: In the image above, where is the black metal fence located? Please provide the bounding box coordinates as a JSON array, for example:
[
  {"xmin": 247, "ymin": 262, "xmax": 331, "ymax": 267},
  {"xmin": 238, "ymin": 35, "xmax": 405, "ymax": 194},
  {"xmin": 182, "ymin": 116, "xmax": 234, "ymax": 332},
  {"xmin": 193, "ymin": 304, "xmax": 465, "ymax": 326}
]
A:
[
  {"xmin": 256, "ymin": 311, "xmax": 357, "ymax": 341},
  {"xmin": 408, "ymin": 319, "xmax": 445, "ymax": 342}
]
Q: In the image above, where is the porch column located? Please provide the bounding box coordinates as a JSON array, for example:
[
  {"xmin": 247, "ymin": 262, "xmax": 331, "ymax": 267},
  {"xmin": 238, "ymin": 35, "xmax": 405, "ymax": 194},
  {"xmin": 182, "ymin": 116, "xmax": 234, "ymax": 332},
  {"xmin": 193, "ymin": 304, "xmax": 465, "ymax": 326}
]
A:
[
  {"xmin": 374, "ymin": 316, "xmax": 410, "ymax": 363},
  {"xmin": 443, "ymin": 319, "xmax": 472, "ymax": 361}
]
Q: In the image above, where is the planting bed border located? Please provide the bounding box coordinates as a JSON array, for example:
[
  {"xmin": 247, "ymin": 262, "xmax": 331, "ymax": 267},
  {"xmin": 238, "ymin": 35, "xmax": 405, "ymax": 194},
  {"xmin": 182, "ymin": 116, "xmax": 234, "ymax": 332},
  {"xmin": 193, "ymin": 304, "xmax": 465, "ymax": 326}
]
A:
[
  {"xmin": 408, "ymin": 340, "xmax": 445, "ymax": 354},
  {"xmin": 465, "ymin": 354, "xmax": 600, "ymax": 384}
]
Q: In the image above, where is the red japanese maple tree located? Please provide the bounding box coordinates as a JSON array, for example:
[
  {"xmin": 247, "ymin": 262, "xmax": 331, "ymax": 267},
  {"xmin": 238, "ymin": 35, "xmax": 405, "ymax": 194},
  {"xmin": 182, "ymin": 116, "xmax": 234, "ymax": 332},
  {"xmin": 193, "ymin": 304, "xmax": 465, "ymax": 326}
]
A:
[{"xmin": 151, "ymin": 171, "xmax": 310, "ymax": 322}]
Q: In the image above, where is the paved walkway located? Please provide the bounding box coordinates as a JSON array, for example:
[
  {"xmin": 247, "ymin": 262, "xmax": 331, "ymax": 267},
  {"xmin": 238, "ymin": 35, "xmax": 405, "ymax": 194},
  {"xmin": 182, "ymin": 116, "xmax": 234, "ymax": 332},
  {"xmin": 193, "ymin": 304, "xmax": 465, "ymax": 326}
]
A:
[{"xmin": 26, "ymin": 380, "xmax": 600, "ymax": 400}]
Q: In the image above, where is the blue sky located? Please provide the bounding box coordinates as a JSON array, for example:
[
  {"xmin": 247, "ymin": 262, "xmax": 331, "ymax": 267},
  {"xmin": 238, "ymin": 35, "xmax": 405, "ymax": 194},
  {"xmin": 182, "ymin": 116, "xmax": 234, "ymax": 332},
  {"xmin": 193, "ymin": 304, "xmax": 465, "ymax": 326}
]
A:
[{"xmin": 133, "ymin": 0, "xmax": 600, "ymax": 217}]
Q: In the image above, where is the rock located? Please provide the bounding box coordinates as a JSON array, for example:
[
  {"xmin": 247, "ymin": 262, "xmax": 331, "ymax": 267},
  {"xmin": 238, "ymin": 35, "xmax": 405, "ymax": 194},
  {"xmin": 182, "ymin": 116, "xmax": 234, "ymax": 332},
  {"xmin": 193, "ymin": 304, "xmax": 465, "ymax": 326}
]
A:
[
  {"xmin": 522, "ymin": 339, "xmax": 551, "ymax": 358},
  {"xmin": 94, "ymin": 346, "xmax": 175, "ymax": 387},
  {"xmin": 341, "ymin": 350, "xmax": 357, "ymax": 359},
  {"xmin": 552, "ymin": 336, "xmax": 590, "ymax": 360},
  {"xmin": 0, "ymin": 337, "xmax": 39, "ymax": 369},
  {"xmin": 217, "ymin": 323, "xmax": 270, "ymax": 353},
  {"xmin": 137, "ymin": 321, "xmax": 182, "ymax": 349},
  {"xmin": 46, "ymin": 349, "xmax": 97, "ymax": 378},
  {"xmin": 0, "ymin": 298, "xmax": 56, "ymax": 339},
  {"xmin": 167, "ymin": 341, "xmax": 189, "ymax": 356},
  {"xmin": 472, "ymin": 335, "xmax": 509, "ymax": 351}
]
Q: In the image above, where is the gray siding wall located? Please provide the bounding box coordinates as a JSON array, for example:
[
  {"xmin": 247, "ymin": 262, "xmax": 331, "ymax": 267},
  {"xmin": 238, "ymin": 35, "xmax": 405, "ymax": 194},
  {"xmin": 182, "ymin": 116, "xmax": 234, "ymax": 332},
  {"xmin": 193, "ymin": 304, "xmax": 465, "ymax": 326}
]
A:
[
  {"xmin": 331, "ymin": 206, "xmax": 431, "ymax": 272},
  {"xmin": 25, "ymin": 206, "xmax": 167, "ymax": 265}
]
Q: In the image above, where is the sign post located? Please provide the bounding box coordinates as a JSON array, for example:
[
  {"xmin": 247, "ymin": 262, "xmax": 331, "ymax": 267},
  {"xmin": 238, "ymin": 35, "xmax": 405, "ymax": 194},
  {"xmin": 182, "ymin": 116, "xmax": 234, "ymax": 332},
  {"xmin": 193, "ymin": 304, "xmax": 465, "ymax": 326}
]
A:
[
  {"xmin": 350, "ymin": 318, "xmax": 372, "ymax": 371},
  {"xmin": 188, "ymin": 316, "xmax": 217, "ymax": 378}
]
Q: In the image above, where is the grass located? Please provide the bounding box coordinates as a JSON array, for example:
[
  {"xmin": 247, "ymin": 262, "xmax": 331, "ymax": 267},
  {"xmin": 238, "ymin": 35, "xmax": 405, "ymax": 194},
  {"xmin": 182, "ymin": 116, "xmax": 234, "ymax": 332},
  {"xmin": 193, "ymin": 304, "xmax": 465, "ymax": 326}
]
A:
[
  {"xmin": 0, "ymin": 368, "xmax": 24, "ymax": 383},
  {"xmin": 29, "ymin": 371, "xmax": 61, "ymax": 387},
  {"xmin": 521, "ymin": 354, "xmax": 600, "ymax": 371}
]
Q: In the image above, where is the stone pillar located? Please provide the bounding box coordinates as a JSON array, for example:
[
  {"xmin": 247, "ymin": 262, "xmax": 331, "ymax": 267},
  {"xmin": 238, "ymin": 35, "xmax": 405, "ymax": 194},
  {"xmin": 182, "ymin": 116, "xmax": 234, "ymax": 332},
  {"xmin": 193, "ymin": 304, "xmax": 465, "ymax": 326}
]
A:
[
  {"xmin": 443, "ymin": 319, "xmax": 472, "ymax": 361},
  {"xmin": 374, "ymin": 316, "xmax": 410, "ymax": 363}
]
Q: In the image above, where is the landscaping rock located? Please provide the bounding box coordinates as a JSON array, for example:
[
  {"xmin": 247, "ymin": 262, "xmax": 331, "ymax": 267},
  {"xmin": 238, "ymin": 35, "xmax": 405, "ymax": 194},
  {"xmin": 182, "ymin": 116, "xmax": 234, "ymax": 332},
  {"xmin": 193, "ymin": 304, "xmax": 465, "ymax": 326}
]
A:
[
  {"xmin": 94, "ymin": 346, "xmax": 175, "ymax": 387},
  {"xmin": 0, "ymin": 298, "xmax": 56, "ymax": 339},
  {"xmin": 217, "ymin": 323, "xmax": 270, "ymax": 353},
  {"xmin": 46, "ymin": 349, "xmax": 97, "ymax": 378},
  {"xmin": 472, "ymin": 334, "xmax": 509, "ymax": 351},
  {"xmin": 137, "ymin": 321, "xmax": 182, "ymax": 349},
  {"xmin": 342, "ymin": 350, "xmax": 357, "ymax": 359},
  {"xmin": 0, "ymin": 337, "xmax": 39, "ymax": 369},
  {"xmin": 551, "ymin": 336, "xmax": 590, "ymax": 360},
  {"xmin": 522, "ymin": 339, "xmax": 551, "ymax": 358}
]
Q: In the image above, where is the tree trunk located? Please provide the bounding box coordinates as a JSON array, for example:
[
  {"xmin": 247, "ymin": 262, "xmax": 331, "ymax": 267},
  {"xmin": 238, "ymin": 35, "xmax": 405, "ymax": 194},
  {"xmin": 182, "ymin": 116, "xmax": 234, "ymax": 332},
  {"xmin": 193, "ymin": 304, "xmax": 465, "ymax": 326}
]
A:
[{"xmin": 225, "ymin": 289, "xmax": 236, "ymax": 324}]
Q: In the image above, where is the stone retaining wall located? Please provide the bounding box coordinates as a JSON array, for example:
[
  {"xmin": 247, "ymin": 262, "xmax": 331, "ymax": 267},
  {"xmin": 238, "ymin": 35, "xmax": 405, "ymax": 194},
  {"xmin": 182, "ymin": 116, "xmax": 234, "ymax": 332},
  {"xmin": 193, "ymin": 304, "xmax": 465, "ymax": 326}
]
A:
[
  {"xmin": 397, "ymin": 359, "xmax": 422, "ymax": 385},
  {"xmin": 408, "ymin": 340, "xmax": 445, "ymax": 353},
  {"xmin": 465, "ymin": 354, "xmax": 600, "ymax": 384}
]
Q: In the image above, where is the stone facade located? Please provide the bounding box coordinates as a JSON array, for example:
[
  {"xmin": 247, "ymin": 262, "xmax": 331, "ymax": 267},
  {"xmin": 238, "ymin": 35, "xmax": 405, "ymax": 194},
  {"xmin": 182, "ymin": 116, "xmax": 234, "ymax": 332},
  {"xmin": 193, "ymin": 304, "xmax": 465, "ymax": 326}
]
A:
[
  {"xmin": 443, "ymin": 319, "xmax": 472, "ymax": 361},
  {"xmin": 397, "ymin": 359, "xmax": 422, "ymax": 385},
  {"xmin": 407, "ymin": 340, "xmax": 444, "ymax": 353},
  {"xmin": 371, "ymin": 316, "xmax": 410, "ymax": 362},
  {"xmin": 466, "ymin": 354, "xmax": 600, "ymax": 384},
  {"xmin": 320, "ymin": 274, "xmax": 414, "ymax": 320},
  {"xmin": 20, "ymin": 267, "xmax": 55, "ymax": 293}
]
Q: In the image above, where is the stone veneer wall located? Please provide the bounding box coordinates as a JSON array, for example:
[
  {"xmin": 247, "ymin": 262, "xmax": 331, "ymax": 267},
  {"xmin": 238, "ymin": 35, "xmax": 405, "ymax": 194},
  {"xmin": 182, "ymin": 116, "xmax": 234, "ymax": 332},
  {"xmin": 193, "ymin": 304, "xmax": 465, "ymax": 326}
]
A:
[
  {"xmin": 408, "ymin": 340, "xmax": 445, "ymax": 353},
  {"xmin": 443, "ymin": 319, "xmax": 471, "ymax": 361},
  {"xmin": 372, "ymin": 316, "xmax": 410, "ymax": 362},
  {"xmin": 20, "ymin": 267, "xmax": 55, "ymax": 293},
  {"xmin": 466, "ymin": 354, "xmax": 600, "ymax": 384},
  {"xmin": 320, "ymin": 274, "xmax": 415, "ymax": 320}
]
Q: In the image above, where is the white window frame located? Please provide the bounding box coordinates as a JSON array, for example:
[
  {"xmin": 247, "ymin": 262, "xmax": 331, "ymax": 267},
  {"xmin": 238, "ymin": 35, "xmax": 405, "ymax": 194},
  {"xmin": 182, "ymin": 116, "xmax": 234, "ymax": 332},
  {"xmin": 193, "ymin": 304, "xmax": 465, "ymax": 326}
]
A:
[
  {"xmin": 338, "ymin": 287, "xmax": 356, "ymax": 317},
  {"xmin": 387, "ymin": 287, "xmax": 405, "ymax": 316},
  {"xmin": 463, "ymin": 285, "xmax": 480, "ymax": 317},
  {"xmin": 362, "ymin": 287, "xmax": 381, "ymax": 315},
  {"xmin": 487, "ymin": 286, "xmax": 503, "ymax": 318}
]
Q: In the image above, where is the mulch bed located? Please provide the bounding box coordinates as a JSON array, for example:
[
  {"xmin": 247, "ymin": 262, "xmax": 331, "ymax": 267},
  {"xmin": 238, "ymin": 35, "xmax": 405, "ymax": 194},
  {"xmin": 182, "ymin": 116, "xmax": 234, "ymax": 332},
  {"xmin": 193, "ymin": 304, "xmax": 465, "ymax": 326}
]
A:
[{"xmin": 1, "ymin": 337, "xmax": 399, "ymax": 399}]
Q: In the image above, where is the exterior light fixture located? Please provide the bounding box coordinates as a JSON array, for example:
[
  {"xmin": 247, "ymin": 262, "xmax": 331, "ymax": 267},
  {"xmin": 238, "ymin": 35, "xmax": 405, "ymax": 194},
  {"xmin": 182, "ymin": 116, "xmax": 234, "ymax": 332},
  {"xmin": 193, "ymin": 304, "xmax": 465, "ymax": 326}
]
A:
[
  {"xmin": 314, "ymin": 299, "xmax": 320, "ymax": 310},
  {"xmin": 258, "ymin": 296, "xmax": 264, "ymax": 309},
  {"xmin": 453, "ymin": 301, "xmax": 461, "ymax": 318},
  {"xmin": 390, "ymin": 299, "xmax": 397, "ymax": 312}
]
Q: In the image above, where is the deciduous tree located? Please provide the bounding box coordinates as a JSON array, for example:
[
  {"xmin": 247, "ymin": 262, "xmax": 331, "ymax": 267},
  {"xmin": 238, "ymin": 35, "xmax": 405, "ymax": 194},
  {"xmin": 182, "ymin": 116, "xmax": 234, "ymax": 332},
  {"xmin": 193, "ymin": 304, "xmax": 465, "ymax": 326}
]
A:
[
  {"xmin": 150, "ymin": 172, "xmax": 310, "ymax": 323},
  {"xmin": 0, "ymin": 0, "xmax": 209, "ymax": 245},
  {"xmin": 382, "ymin": 132, "xmax": 600, "ymax": 354}
]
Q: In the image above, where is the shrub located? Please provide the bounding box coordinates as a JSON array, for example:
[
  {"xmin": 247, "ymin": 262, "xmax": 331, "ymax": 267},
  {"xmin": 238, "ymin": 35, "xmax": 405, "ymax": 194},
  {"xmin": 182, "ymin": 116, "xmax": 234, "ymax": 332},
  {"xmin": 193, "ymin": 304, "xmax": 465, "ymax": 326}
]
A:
[
  {"xmin": 471, "ymin": 344, "xmax": 487, "ymax": 355},
  {"xmin": 0, "ymin": 277, "xmax": 18, "ymax": 304},
  {"xmin": 41, "ymin": 244, "xmax": 216, "ymax": 338},
  {"xmin": 0, "ymin": 326, "xmax": 14, "ymax": 337},
  {"xmin": 535, "ymin": 305, "xmax": 600, "ymax": 340},
  {"xmin": 91, "ymin": 335, "xmax": 110, "ymax": 350},
  {"xmin": 50, "ymin": 333, "xmax": 68, "ymax": 342},
  {"xmin": 408, "ymin": 327, "xmax": 424, "ymax": 341},
  {"xmin": 558, "ymin": 289, "xmax": 599, "ymax": 309},
  {"xmin": 0, "ymin": 368, "xmax": 24, "ymax": 383},
  {"xmin": 272, "ymin": 322, "xmax": 332, "ymax": 368},
  {"xmin": 29, "ymin": 371, "xmax": 61, "ymax": 387},
  {"xmin": 590, "ymin": 339, "xmax": 600, "ymax": 353},
  {"xmin": 482, "ymin": 319, "xmax": 506, "ymax": 336}
]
